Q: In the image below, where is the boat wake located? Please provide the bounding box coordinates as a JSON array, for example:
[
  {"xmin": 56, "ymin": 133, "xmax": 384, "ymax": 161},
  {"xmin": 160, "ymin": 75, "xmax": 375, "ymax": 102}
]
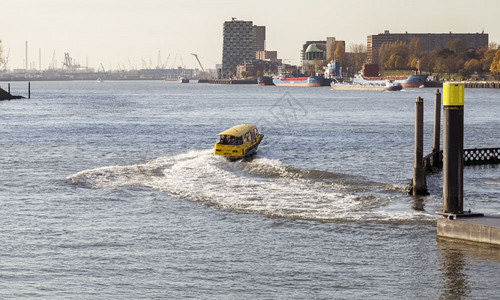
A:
[{"xmin": 68, "ymin": 149, "xmax": 434, "ymax": 222}]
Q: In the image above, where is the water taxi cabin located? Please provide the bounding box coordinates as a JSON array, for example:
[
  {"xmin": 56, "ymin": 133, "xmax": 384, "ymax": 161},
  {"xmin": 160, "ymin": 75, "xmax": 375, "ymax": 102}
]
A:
[{"xmin": 213, "ymin": 124, "xmax": 263, "ymax": 160}]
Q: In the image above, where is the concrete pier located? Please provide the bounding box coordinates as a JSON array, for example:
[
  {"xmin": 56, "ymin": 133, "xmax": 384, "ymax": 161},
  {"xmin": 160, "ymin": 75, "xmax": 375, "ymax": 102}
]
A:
[
  {"xmin": 207, "ymin": 79, "xmax": 257, "ymax": 84},
  {"xmin": 437, "ymin": 216, "xmax": 500, "ymax": 246},
  {"xmin": 435, "ymin": 83, "xmax": 499, "ymax": 246}
]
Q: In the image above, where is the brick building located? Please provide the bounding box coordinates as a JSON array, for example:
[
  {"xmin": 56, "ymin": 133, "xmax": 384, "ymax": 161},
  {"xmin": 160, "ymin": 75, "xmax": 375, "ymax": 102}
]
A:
[{"xmin": 367, "ymin": 30, "xmax": 489, "ymax": 63}]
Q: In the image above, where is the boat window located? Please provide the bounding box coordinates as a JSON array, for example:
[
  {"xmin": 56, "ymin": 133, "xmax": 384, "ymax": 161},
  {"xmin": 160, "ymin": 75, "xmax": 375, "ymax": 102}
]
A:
[
  {"xmin": 217, "ymin": 135, "xmax": 230, "ymax": 145},
  {"xmin": 234, "ymin": 137, "xmax": 243, "ymax": 145},
  {"xmin": 217, "ymin": 135, "xmax": 243, "ymax": 145}
]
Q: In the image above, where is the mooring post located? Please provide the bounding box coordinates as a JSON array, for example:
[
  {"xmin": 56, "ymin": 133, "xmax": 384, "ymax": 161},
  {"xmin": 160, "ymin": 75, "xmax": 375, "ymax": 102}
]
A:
[
  {"xmin": 432, "ymin": 89, "xmax": 441, "ymax": 167},
  {"xmin": 442, "ymin": 83, "xmax": 464, "ymax": 214},
  {"xmin": 28, "ymin": 82, "xmax": 31, "ymax": 99},
  {"xmin": 412, "ymin": 96, "xmax": 427, "ymax": 195},
  {"xmin": 8, "ymin": 83, "xmax": 10, "ymax": 94}
]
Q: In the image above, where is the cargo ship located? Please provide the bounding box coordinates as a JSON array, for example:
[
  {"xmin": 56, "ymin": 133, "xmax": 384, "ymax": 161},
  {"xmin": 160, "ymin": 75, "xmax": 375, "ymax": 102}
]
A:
[
  {"xmin": 353, "ymin": 74, "xmax": 428, "ymax": 88},
  {"xmin": 331, "ymin": 80, "xmax": 402, "ymax": 91},
  {"xmin": 357, "ymin": 64, "xmax": 429, "ymax": 88},
  {"xmin": 273, "ymin": 75, "xmax": 323, "ymax": 87}
]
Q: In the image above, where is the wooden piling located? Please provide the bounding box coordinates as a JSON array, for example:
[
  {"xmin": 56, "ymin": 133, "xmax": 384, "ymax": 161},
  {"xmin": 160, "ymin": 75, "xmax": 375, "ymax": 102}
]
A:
[
  {"xmin": 8, "ymin": 83, "xmax": 10, "ymax": 94},
  {"xmin": 412, "ymin": 96, "xmax": 428, "ymax": 195},
  {"xmin": 28, "ymin": 82, "xmax": 31, "ymax": 99},
  {"xmin": 432, "ymin": 89, "xmax": 441, "ymax": 168}
]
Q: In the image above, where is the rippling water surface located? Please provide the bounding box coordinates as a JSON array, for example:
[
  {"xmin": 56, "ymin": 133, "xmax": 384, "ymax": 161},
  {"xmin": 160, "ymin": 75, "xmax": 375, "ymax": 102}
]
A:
[{"xmin": 1, "ymin": 81, "xmax": 499, "ymax": 298}]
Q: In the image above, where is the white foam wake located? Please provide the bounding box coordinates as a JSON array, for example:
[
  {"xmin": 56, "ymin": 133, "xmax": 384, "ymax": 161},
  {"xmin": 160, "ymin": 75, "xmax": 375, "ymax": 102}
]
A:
[{"xmin": 68, "ymin": 149, "xmax": 434, "ymax": 222}]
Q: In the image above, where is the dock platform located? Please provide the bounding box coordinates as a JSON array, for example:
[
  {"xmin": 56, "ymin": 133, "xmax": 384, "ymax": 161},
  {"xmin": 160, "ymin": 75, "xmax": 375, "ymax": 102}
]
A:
[{"xmin": 437, "ymin": 216, "xmax": 500, "ymax": 246}]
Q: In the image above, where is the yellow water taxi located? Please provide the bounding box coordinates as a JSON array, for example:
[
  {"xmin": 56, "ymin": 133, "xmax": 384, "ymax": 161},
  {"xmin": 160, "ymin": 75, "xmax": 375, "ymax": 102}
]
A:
[{"xmin": 213, "ymin": 124, "xmax": 264, "ymax": 160}]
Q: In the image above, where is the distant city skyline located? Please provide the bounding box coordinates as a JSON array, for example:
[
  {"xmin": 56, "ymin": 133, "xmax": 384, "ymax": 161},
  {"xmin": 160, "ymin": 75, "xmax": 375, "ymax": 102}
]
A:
[{"xmin": 1, "ymin": 0, "xmax": 499, "ymax": 70}]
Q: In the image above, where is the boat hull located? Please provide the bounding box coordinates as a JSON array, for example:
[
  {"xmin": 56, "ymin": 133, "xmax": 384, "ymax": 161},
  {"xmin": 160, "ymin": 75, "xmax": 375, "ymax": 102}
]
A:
[
  {"xmin": 214, "ymin": 133, "xmax": 264, "ymax": 161},
  {"xmin": 400, "ymin": 75, "xmax": 429, "ymax": 88},
  {"xmin": 331, "ymin": 83, "xmax": 402, "ymax": 91},
  {"xmin": 273, "ymin": 76, "xmax": 322, "ymax": 87},
  {"xmin": 274, "ymin": 82, "xmax": 321, "ymax": 87},
  {"xmin": 353, "ymin": 74, "xmax": 429, "ymax": 88},
  {"xmin": 226, "ymin": 135, "xmax": 263, "ymax": 161}
]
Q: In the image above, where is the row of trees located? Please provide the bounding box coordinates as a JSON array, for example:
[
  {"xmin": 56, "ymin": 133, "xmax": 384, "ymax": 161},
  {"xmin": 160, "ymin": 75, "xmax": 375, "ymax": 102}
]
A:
[{"xmin": 378, "ymin": 38, "xmax": 500, "ymax": 78}]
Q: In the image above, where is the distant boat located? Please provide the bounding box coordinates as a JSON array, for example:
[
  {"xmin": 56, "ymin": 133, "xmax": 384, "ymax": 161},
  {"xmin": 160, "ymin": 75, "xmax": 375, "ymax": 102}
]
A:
[
  {"xmin": 401, "ymin": 74, "xmax": 429, "ymax": 88},
  {"xmin": 178, "ymin": 76, "xmax": 189, "ymax": 83},
  {"xmin": 273, "ymin": 74, "xmax": 322, "ymax": 87},
  {"xmin": 353, "ymin": 73, "xmax": 428, "ymax": 88},
  {"xmin": 331, "ymin": 80, "xmax": 403, "ymax": 91},
  {"xmin": 96, "ymin": 78, "xmax": 103, "ymax": 82}
]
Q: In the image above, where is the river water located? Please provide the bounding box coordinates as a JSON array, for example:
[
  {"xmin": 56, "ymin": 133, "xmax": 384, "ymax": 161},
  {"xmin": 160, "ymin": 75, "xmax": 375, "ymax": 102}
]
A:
[{"xmin": 1, "ymin": 80, "xmax": 499, "ymax": 299}]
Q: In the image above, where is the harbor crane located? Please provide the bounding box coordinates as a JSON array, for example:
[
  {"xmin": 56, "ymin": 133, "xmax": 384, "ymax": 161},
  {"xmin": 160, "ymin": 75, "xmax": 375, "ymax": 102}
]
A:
[
  {"xmin": 164, "ymin": 54, "xmax": 170, "ymax": 69},
  {"xmin": 179, "ymin": 54, "xmax": 184, "ymax": 69},
  {"xmin": 128, "ymin": 57, "xmax": 133, "ymax": 70},
  {"xmin": 190, "ymin": 53, "xmax": 205, "ymax": 72},
  {"xmin": 63, "ymin": 52, "xmax": 80, "ymax": 69},
  {"xmin": 51, "ymin": 50, "xmax": 56, "ymax": 69},
  {"xmin": 2, "ymin": 48, "xmax": 10, "ymax": 71},
  {"xmin": 157, "ymin": 50, "xmax": 162, "ymax": 69}
]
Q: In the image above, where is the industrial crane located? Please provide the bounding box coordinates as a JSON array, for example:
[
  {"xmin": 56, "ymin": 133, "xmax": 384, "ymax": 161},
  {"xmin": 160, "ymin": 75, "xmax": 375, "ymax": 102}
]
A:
[
  {"xmin": 157, "ymin": 50, "xmax": 162, "ymax": 69},
  {"xmin": 190, "ymin": 53, "xmax": 205, "ymax": 72},
  {"xmin": 164, "ymin": 54, "xmax": 170, "ymax": 69},
  {"xmin": 2, "ymin": 48, "xmax": 10, "ymax": 71}
]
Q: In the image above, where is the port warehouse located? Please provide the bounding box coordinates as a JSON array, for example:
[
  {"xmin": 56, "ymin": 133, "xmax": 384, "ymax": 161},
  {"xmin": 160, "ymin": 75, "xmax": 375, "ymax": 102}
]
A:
[{"xmin": 367, "ymin": 31, "xmax": 489, "ymax": 64}]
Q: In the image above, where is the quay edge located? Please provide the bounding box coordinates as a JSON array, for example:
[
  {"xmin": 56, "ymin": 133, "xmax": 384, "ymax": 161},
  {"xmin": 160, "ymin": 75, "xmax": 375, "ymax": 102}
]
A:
[{"xmin": 437, "ymin": 216, "xmax": 500, "ymax": 246}]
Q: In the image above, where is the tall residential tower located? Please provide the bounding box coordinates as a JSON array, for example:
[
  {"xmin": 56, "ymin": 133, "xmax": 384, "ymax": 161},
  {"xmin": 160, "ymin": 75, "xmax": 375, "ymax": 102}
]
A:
[{"xmin": 222, "ymin": 19, "xmax": 254, "ymax": 78}]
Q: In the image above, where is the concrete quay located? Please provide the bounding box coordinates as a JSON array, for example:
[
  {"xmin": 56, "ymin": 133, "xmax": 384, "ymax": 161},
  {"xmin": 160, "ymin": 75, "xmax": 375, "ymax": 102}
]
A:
[
  {"xmin": 207, "ymin": 79, "xmax": 257, "ymax": 84},
  {"xmin": 437, "ymin": 216, "xmax": 500, "ymax": 246}
]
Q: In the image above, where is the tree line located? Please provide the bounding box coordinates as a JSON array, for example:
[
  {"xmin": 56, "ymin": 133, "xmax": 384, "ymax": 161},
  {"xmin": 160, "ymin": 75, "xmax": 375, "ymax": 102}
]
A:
[{"xmin": 378, "ymin": 38, "xmax": 500, "ymax": 79}]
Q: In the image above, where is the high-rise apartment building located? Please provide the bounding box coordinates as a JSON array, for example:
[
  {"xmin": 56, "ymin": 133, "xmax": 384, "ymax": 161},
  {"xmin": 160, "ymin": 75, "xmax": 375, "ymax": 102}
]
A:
[
  {"xmin": 222, "ymin": 19, "xmax": 254, "ymax": 78},
  {"xmin": 367, "ymin": 30, "xmax": 489, "ymax": 63},
  {"xmin": 253, "ymin": 25, "xmax": 266, "ymax": 52}
]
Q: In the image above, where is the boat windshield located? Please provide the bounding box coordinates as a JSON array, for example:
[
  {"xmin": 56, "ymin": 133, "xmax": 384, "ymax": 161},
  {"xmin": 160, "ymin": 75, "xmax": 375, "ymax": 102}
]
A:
[{"xmin": 217, "ymin": 135, "xmax": 243, "ymax": 145}]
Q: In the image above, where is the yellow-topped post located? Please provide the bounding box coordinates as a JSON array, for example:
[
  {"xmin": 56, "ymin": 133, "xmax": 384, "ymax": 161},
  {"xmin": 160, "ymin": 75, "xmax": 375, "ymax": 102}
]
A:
[
  {"xmin": 441, "ymin": 82, "xmax": 464, "ymax": 215},
  {"xmin": 443, "ymin": 83, "xmax": 464, "ymax": 106}
]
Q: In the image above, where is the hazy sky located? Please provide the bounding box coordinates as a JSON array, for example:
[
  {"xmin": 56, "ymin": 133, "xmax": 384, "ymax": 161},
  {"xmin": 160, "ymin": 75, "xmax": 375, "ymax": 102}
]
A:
[{"xmin": 2, "ymin": 0, "xmax": 499, "ymax": 70}]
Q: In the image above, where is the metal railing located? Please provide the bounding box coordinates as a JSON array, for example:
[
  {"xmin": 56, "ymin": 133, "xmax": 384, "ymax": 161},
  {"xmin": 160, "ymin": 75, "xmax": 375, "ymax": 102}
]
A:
[{"xmin": 424, "ymin": 148, "xmax": 499, "ymax": 173}]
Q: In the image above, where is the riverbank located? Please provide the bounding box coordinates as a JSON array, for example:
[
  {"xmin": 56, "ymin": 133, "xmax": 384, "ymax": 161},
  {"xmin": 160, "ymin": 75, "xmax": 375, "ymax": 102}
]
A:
[{"xmin": 0, "ymin": 87, "xmax": 23, "ymax": 100}]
